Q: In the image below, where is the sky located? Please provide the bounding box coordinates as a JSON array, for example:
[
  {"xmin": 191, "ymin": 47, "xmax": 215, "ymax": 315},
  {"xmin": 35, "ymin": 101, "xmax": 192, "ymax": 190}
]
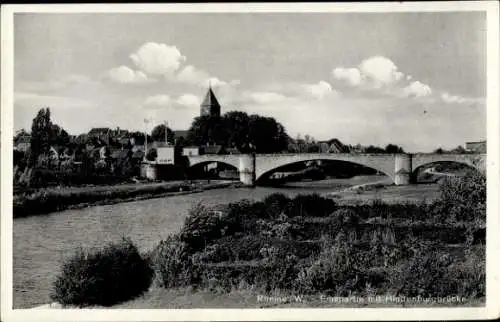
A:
[{"xmin": 13, "ymin": 12, "xmax": 487, "ymax": 152}]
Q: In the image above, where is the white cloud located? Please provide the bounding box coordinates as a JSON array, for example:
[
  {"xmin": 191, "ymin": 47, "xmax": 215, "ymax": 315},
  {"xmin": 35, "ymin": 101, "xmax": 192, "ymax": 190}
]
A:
[
  {"xmin": 333, "ymin": 56, "xmax": 404, "ymax": 89},
  {"xmin": 332, "ymin": 67, "xmax": 362, "ymax": 86},
  {"xmin": 107, "ymin": 65, "xmax": 150, "ymax": 84},
  {"xmin": 302, "ymin": 81, "xmax": 334, "ymax": 100},
  {"xmin": 14, "ymin": 91, "xmax": 94, "ymax": 111},
  {"xmin": 403, "ymin": 81, "xmax": 432, "ymax": 97},
  {"xmin": 202, "ymin": 77, "xmax": 229, "ymax": 88},
  {"xmin": 441, "ymin": 92, "xmax": 482, "ymax": 104},
  {"xmin": 177, "ymin": 65, "xmax": 209, "ymax": 85},
  {"xmin": 143, "ymin": 94, "xmax": 171, "ymax": 109},
  {"xmin": 130, "ymin": 42, "xmax": 186, "ymax": 75},
  {"xmin": 359, "ymin": 56, "xmax": 403, "ymax": 87},
  {"xmin": 247, "ymin": 91, "xmax": 287, "ymax": 104},
  {"xmin": 176, "ymin": 94, "xmax": 201, "ymax": 108}
]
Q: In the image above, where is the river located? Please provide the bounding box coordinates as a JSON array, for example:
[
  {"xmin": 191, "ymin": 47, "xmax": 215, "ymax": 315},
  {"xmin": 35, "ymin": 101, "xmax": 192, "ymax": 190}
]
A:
[{"xmin": 13, "ymin": 176, "xmax": 390, "ymax": 308}]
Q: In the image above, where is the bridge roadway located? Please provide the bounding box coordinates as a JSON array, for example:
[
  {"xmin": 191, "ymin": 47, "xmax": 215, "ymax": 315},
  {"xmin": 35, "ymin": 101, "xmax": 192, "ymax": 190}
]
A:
[{"xmin": 186, "ymin": 153, "xmax": 486, "ymax": 186}]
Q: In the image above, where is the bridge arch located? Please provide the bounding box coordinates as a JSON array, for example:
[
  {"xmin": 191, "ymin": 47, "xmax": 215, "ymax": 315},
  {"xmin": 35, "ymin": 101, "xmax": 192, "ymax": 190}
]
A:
[
  {"xmin": 411, "ymin": 154, "xmax": 486, "ymax": 175},
  {"xmin": 411, "ymin": 160, "xmax": 481, "ymax": 183},
  {"xmin": 186, "ymin": 155, "xmax": 241, "ymax": 170},
  {"xmin": 254, "ymin": 153, "xmax": 397, "ymax": 183}
]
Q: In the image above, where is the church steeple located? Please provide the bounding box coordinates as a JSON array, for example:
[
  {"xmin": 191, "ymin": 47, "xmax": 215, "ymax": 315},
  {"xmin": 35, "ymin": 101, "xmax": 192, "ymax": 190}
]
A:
[{"xmin": 200, "ymin": 82, "xmax": 221, "ymax": 117}]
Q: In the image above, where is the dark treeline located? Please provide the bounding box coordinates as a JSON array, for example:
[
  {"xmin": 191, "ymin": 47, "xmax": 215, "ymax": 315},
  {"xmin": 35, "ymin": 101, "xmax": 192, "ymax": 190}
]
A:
[{"xmin": 15, "ymin": 107, "xmax": 409, "ymax": 188}]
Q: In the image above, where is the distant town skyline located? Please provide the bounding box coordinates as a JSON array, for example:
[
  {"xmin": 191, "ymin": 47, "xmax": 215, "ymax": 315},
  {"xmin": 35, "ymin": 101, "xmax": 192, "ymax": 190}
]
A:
[{"xmin": 14, "ymin": 11, "xmax": 486, "ymax": 152}]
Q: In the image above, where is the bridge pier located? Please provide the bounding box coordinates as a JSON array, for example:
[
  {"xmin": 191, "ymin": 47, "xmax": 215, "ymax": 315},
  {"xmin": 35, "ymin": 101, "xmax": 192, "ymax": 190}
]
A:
[
  {"xmin": 394, "ymin": 154, "xmax": 412, "ymax": 185},
  {"xmin": 239, "ymin": 154, "xmax": 256, "ymax": 186}
]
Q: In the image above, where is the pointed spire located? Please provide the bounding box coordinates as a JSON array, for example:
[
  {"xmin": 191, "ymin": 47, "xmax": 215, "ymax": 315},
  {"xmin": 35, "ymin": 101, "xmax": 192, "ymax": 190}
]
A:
[{"xmin": 200, "ymin": 83, "xmax": 221, "ymax": 117}]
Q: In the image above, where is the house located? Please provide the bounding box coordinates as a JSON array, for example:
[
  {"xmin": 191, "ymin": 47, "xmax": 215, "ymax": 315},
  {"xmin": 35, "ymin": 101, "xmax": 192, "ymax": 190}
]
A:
[
  {"xmin": 225, "ymin": 147, "xmax": 241, "ymax": 155},
  {"xmin": 182, "ymin": 146, "xmax": 200, "ymax": 157},
  {"xmin": 465, "ymin": 141, "xmax": 486, "ymax": 153},
  {"xmin": 157, "ymin": 145, "xmax": 176, "ymax": 164},
  {"xmin": 201, "ymin": 145, "xmax": 224, "ymax": 155},
  {"xmin": 131, "ymin": 150, "xmax": 145, "ymax": 161},
  {"xmin": 317, "ymin": 138, "xmax": 349, "ymax": 153},
  {"xmin": 14, "ymin": 135, "xmax": 31, "ymax": 152}
]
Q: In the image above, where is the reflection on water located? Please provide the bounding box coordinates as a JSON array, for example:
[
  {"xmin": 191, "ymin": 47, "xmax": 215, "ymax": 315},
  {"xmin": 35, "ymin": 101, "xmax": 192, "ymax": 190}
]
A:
[{"xmin": 13, "ymin": 176, "xmax": 384, "ymax": 308}]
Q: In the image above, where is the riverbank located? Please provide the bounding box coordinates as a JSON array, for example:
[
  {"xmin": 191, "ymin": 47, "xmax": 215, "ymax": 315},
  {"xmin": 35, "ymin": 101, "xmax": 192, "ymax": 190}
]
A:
[{"xmin": 13, "ymin": 180, "xmax": 241, "ymax": 218}]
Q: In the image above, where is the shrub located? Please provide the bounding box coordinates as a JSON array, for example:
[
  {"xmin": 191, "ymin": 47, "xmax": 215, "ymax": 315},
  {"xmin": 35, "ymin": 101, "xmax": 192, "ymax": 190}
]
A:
[
  {"xmin": 150, "ymin": 235, "xmax": 201, "ymax": 288},
  {"xmin": 329, "ymin": 208, "xmax": 360, "ymax": 232},
  {"xmin": 180, "ymin": 203, "xmax": 230, "ymax": 252},
  {"xmin": 432, "ymin": 170, "xmax": 486, "ymax": 223},
  {"xmin": 51, "ymin": 238, "xmax": 152, "ymax": 307},
  {"xmin": 262, "ymin": 193, "xmax": 291, "ymax": 218},
  {"xmin": 394, "ymin": 245, "xmax": 456, "ymax": 297},
  {"xmin": 284, "ymin": 194, "xmax": 336, "ymax": 217},
  {"xmin": 296, "ymin": 237, "xmax": 380, "ymax": 295}
]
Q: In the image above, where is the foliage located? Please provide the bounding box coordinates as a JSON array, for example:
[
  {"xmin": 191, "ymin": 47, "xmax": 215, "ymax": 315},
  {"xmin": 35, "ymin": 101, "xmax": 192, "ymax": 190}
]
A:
[
  {"xmin": 296, "ymin": 237, "xmax": 382, "ymax": 295},
  {"xmin": 385, "ymin": 144, "xmax": 405, "ymax": 153},
  {"xmin": 151, "ymin": 124, "xmax": 175, "ymax": 143},
  {"xmin": 146, "ymin": 148, "xmax": 157, "ymax": 161},
  {"xmin": 149, "ymin": 235, "xmax": 201, "ymax": 288},
  {"xmin": 432, "ymin": 170, "xmax": 486, "ymax": 223},
  {"xmin": 284, "ymin": 193, "xmax": 336, "ymax": 217},
  {"xmin": 186, "ymin": 112, "xmax": 289, "ymax": 153},
  {"xmin": 29, "ymin": 108, "xmax": 53, "ymax": 165},
  {"xmin": 51, "ymin": 238, "xmax": 152, "ymax": 307},
  {"xmin": 179, "ymin": 203, "xmax": 231, "ymax": 252}
]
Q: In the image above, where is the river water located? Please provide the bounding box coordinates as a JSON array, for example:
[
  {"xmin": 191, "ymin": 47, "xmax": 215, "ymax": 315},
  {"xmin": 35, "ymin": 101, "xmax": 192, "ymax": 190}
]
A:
[{"xmin": 13, "ymin": 176, "xmax": 387, "ymax": 308}]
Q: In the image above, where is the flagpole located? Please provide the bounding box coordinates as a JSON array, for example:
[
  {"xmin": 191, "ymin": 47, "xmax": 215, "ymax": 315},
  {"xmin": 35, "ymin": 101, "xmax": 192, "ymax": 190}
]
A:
[
  {"xmin": 144, "ymin": 118, "xmax": 149, "ymax": 162},
  {"xmin": 165, "ymin": 121, "xmax": 168, "ymax": 144}
]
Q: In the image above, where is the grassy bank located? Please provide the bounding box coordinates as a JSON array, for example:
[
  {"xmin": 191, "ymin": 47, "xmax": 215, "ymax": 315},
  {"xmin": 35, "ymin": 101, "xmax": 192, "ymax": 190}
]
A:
[
  {"xmin": 48, "ymin": 171, "xmax": 486, "ymax": 308},
  {"xmin": 13, "ymin": 180, "xmax": 239, "ymax": 218}
]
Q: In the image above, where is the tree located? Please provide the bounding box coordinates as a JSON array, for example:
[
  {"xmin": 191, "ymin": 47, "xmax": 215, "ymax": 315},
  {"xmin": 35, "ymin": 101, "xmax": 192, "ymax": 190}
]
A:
[
  {"xmin": 50, "ymin": 124, "xmax": 70, "ymax": 147},
  {"xmin": 29, "ymin": 108, "xmax": 53, "ymax": 166},
  {"xmin": 223, "ymin": 111, "xmax": 251, "ymax": 151},
  {"xmin": 248, "ymin": 114, "xmax": 288, "ymax": 153},
  {"xmin": 385, "ymin": 144, "xmax": 405, "ymax": 154},
  {"xmin": 186, "ymin": 115, "xmax": 228, "ymax": 147},
  {"xmin": 434, "ymin": 147, "xmax": 444, "ymax": 154},
  {"xmin": 151, "ymin": 124, "xmax": 175, "ymax": 144},
  {"xmin": 146, "ymin": 148, "xmax": 157, "ymax": 161}
]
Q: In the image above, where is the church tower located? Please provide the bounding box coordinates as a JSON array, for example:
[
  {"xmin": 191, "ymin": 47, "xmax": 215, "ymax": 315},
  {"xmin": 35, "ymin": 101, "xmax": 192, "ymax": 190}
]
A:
[{"xmin": 200, "ymin": 83, "xmax": 221, "ymax": 117}]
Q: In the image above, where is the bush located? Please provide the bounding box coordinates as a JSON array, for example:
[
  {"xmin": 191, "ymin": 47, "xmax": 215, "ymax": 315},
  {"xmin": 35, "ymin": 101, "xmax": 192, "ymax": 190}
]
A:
[
  {"xmin": 285, "ymin": 194, "xmax": 336, "ymax": 217},
  {"xmin": 150, "ymin": 235, "xmax": 201, "ymax": 288},
  {"xmin": 432, "ymin": 170, "xmax": 486, "ymax": 223},
  {"xmin": 329, "ymin": 208, "xmax": 360, "ymax": 231},
  {"xmin": 393, "ymin": 245, "xmax": 460, "ymax": 297},
  {"xmin": 296, "ymin": 237, "xmax": 385, "ymax": 295},
  {"xmin": 262, "ymin": 193, "xmax": 291, "ymax": 218},
  {"xmin": 51, "ymin": 238, "xmax": 152, "ymax": 307},
  {"xmin": 180, "ymin": 203, "xmax": 231, "ymax": 252}
]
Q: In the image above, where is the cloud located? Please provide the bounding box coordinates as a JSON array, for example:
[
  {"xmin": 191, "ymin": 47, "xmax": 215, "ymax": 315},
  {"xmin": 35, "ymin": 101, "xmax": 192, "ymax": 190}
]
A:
[
  {"xmin": 332, "ymin": 56, "xmax": 405, "ymax": 89},
  {"xmin": 332, "ymin": 67, "xmax": 362, "ymax": 86},
  {"xmin": 441, "ymin": 92, "xmax": 468, "ymax": 104},
  {"xmin": 143, "ymin": 94, "xmax": 171, "ymax": 109},
  {"xmin": 246, "ymin": 91, "xmax": 287, "ymax": 104},
  {"xmin": 301, "ymin": 81, "xmax": 334, "ymax": 100},
  {"xmin": 202, "ymin": 77, "xmax": 229, "ymax": 88},
  {"xmin": 176, "ymin": 94, "xmax": 201, "ymax": 108},
  {"xmin": 107, "ymin": 65, "xmax": 150, "ymax": 84},
  {"xmin": 403, "ymin": 81, "xmax": 432, "ymax": 97},
  {"xmin": 359, "ymin": 56, "xmax": 404, "ymax": 87},
  {"xmin": 177, "ymin": 65, "xmax": 209, "ymax": 85},
  {"xmin": 130, "ymin": 42, "xmax": 186, "ymax": 75},
  {"xmin": 14, "ymin": 91, "xmax": 94, "ymax": 112}
]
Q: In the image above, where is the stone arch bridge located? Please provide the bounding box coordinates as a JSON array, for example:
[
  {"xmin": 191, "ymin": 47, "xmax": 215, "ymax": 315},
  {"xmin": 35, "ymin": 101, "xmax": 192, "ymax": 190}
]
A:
[{"xmin": 186, "ymin": 153, "xmax": 486, "ymax": 186}]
